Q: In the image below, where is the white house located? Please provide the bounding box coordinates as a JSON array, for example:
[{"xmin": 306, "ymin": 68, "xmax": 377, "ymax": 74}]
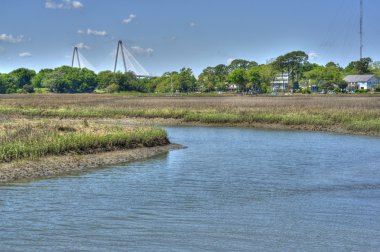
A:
[
  {"xmin": 343, "ymin": 75, "xmax": 380, "ymax": 90},
  {"xmin": 271, "ymin": 73, "xmax": 289, "ymax": 91}
]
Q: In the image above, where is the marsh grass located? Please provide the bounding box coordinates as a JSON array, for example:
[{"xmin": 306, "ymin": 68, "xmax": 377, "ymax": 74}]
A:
[
  {"xmin": 0, "ymin": 120, "xmax": 169, "ymax": 163},
  {"xmin": 1, "ymin": 94, "xmax": 380, "ymax": 135}
]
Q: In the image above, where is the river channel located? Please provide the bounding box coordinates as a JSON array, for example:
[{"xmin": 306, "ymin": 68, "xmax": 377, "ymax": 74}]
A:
[{"xmin": 1, "ymin": 127, "xmax": 380, "ymax": 251}]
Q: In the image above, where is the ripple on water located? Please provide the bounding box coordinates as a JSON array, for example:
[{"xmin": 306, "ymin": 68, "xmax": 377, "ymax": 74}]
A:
[{"xmin": 1, "ymin": 127, "xmax": 380, "ymax": 251}]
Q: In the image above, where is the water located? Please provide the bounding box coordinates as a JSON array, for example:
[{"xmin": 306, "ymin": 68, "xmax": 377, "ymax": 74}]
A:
[{"xmin": 1, "ymin": 127, "xmax": 380, "ymax": 251}]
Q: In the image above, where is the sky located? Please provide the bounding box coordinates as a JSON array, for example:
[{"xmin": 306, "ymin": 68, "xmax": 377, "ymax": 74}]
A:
[{"xmin": 1, "ymin": 0, "xmax": 379, "ymax": 76}]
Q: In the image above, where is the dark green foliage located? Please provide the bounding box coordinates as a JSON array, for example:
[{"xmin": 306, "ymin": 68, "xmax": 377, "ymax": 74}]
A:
[
  {"xmin": 0, "ymin": 73, "xmax": 17, "ymax": 93},
  {"xmin": 228, "ymin": 68, "xmax": 246, "ymax": 91},
  {"xmin": 9, "ymin": 68, "xmax": 36, "ymax": 89},
  {"xmin": 228, "ymin": 59, "xmax": 258, "ymax": 72},
  {"xmin": 273, "ymin": 51, "xmax": 309, "ymax": 88},
  {"xmin": 41, "ymin": 66, "xmax": 98, "ymax": 93},
  {"xmin": 97, "ymin": 70, "xmax": 139, "ymax": 92},
  {"xmin": 22, "ymin": 84, "xmax": 35, "ymax": 93},
  {"xmin": 374, "ymin": 84, "xmax": 380, "ymax": 92},
  {"xmin": 345, "ymin": 57, "xmax": 373, "ymax": 74},
  {"xmin": 31, "ymin": 69, "xmax": 53, "ymax": 88}
]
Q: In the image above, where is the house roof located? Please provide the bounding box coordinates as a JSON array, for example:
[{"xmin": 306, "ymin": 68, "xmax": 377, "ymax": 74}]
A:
[{"xmin": 344, "ymin": 75, "xmax": 376, "ymax": 83}]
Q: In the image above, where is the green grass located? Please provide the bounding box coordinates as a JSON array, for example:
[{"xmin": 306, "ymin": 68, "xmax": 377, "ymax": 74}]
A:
[{"xmin": 0, "ymin": 121, "xmax": 169, "ymax": 163}]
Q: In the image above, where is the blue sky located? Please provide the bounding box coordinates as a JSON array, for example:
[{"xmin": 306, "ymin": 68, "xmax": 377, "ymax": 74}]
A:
[{"xmin": 1, "ymin": 0, "xmax": 379, "ymax": 75}]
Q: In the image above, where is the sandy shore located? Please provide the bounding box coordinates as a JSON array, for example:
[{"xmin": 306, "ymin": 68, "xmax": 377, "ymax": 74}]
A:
[{"xmin": 0, "ymin": 144, "xmax": 183, "ymax": 184}]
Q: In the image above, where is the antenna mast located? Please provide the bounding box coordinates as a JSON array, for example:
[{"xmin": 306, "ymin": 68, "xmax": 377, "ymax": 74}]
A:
[
  {"xmin": 360, "ymin": 0, "xmax": 363, "ymax": 59},
  {"xmin": 114, "ymin": 40, "xmax": 128, "ymax": 73},
  {"xmin": 71, "ymin": 47, "xmax": 81, "ymax": 68}
]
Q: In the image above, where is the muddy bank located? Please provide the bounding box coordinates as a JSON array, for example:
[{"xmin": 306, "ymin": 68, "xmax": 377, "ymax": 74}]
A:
[{"xmin": 0, "ymin": 144, "xmax": 183, "ymax": 184}]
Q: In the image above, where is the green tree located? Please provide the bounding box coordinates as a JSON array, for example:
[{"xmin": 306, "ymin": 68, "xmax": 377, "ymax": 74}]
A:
[
  {"xmin": 231, "ymin": 59, "xmax": 258, "ymax": 71},
  {"xmin": 274, "ymin": 51, "xmax": 309, "ymax": 90},
  {"xmin": 31, "ymin": 69, "xmax": 53, "ymax": 88},
  {"xmin": 374, "ymin": 84, "xmax": 380, "ymax": 92},
  {"xmin": 246, "ymin": 66, "xmax": 262, "ymax": 93},
  {"xmin": 78, "ymin": 68, "xmax": 98, "ymax": 92},
  {"xmin": 304, "ymin": 64, "xmax": 344, "ymax": 92},
  {"xmin": 41, "ymin": 66, "xmax": 97, "ymax": 93},
  {"xmin": 228, "ymin": 59, "xmax": 258, "ymax": 72},
  {"xmin": 97, "ymin": 70, "xmax": 115, "ymax": 89},
  {"xmin": 228, "ymin": 68, "xmax": 247, "ymax": 92},
  {"xmin": 345, "ymin": 57, "xmax": 373, "ymax": 74},
  {"xmin": 0, "ymin": 74, "xmax": 18, "ymax": 93},
  {"xmin": 370, "ymin": 61, "xmax": 380, "ymax": 78},
  {"xmin": 42, "ymin": 70, "xmax": 69, "ymax": 93},
  {"xmin": 214, "ymin": 64, "xmax": 229, "ymax": 81},
  {"xmin": 325, "ymin": 62, "xmax": 341, "ymax": 68},
  {"xmin": 257, "ymin": 64, "xmax": 276, "ymax": 92},
  {"xmin": 198, "ymin": 64, "xmax": 229, "ymax": 92},
  {"xmin": 337, "ymin": 80, "xmax": 348, "ymax": 92},
  {"xmin": 9, "ymin": 68, "xmax": 36, "ymax": 89},
  {"xmin": 178, "ymin": 68, "xmax": 196, "ymax": 92},
  {"xmin": 198, "ymin": 67, "xmax": 218, "ymax": 92},
  {"xmin": 0, "ymin": 74, "xmax": 9, "ymax": 93}
]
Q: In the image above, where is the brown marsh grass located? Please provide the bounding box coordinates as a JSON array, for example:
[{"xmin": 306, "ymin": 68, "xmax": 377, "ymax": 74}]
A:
[{"xmin": 1, "ymin": 94, "xmax": 380, "ymax": 135}]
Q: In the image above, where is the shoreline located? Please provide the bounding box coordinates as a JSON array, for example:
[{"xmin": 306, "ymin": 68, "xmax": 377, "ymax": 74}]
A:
[
  {"xmin": 0, "ymin": 143, "xmax": 183, "ymax": 184},
  {"xmin": 101, "ymin": 118, "xmax": 380, "ymax": 137},
  {"xmin": 1, "ymin": 117, "xmax": 379, "ymax": 184}
]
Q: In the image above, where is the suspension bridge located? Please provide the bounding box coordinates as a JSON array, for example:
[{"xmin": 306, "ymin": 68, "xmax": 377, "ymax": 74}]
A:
[{"xmin": 71, "ymin": 40, "xmax": 153, "ymax": 78}]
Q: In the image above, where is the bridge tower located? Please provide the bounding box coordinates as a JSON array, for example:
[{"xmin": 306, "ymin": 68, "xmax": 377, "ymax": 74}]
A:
[
  {"xmin": 71, "ymin": 46, "xmax": 81, "ymax": 68},
  {"xmin": 114, "ymin": 40, "xmax": 127, "ymax": 73}
]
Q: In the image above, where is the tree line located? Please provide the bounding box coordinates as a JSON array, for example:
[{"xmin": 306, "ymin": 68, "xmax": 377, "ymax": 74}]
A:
[{"xmin": 1, "ymin": 51, "xmax": 379, "ymax": 94}]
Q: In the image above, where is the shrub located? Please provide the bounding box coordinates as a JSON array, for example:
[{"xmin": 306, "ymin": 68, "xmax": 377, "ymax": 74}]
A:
[
  {"xmin": 374, "ymin": 84, "xmax": 380, "ymax": 92},
  {"xmin": 22, "ymin": 84, "xmax": 35, "ymax": 93},
  {"xmin": 106, "ymin": 83, "xmax": 120, "ymax": 93}
]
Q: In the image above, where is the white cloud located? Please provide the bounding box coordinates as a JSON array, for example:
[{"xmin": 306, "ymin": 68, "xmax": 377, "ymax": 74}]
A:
[
  {"xmin": 71, "ymin": 1, "xmax": 83, "ymax": 8},
  {"xmin": 189, "ymin": 22, "xmax": 196, "ymax": 27},
  {"xmin": 308, "ymin": 52, "xmax": 319, "ymax": 60},
  {"xmin": 77, "ymin": 29, "xmax": 84, "ymax": 34},
  {"xmin": 129, "ymin": 46, "xmax": 154, "ymax": 57},
  {"xmin": 86, "ymin": 29, "xmax": 107, "ymax": 36},
  {"xmin": 123, "ymin": 14, "xmax": 136, "ymax": 24},
  {"xmin": 0, "ymin": 34, "xmax": 24, "ymax": 43},
  {"xmin": 19, "ymin": 52, "xmax": 32, "ymax": 57},
  {"xmin": 45, "ymin": 0, "xmax": 83, "ymax": 9},
  {"xmin": 227, "ymin": 58, "xmax": 235, "ymax": 65},
  {"xmin": 75, "ymin": 42, "xmax": 90, "ymax": 50}
]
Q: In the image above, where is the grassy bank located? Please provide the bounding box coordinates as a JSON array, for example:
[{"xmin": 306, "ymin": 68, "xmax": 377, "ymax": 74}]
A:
[
  {"xmin": 0, "ymin": 120, "xmax": 169, "ymax": 163},
  {"xmin": 1, "ymin": 94, "xmax": 380, "ymax": 135}
]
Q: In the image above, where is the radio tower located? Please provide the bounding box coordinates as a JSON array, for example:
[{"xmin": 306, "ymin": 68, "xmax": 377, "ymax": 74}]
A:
[
  {"xmin": 360, "ymin": 0, "xmax": 363, "ymax": 59},
  {"xmin": 71, "ymin": 46, "xmax": 81, "ymax": 68},
  {"xmin": 114, "ymin": 40, "xmax": 127, "ymax": 73}
]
